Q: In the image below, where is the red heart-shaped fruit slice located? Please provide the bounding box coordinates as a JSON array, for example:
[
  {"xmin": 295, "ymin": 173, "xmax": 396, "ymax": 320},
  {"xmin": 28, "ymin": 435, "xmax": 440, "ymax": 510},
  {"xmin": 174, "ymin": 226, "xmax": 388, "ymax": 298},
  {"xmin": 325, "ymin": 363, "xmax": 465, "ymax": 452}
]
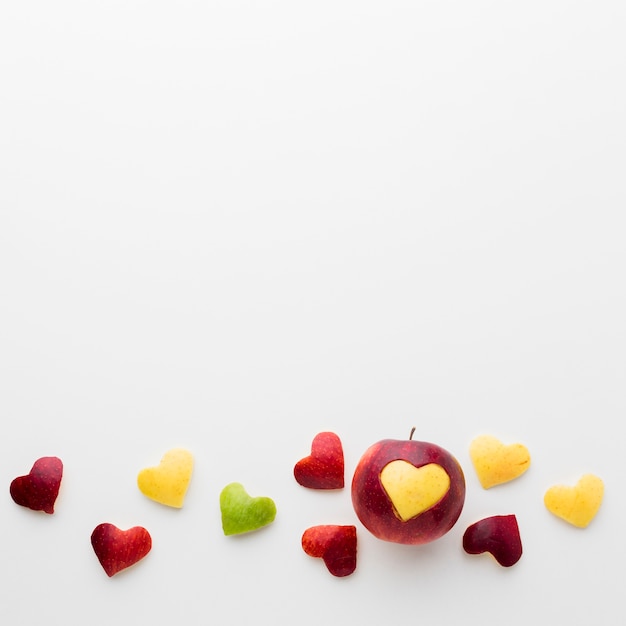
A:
[
  {"xmin": 10, "ymin": 456, "xmax": 63, "ymax": 514},
  {"xmin": 294, "ymin": 432, "xmax": 344, "ymax": 489},
  {"xmin": 302, "ymin": 525, "xmax": 357, "ymax": 577},
  {"xmin": 462, "ymin": 514, "xmax": 522, "ymax": 567},
  {"xmin": 91, "ymin": 523, "xmax": 152, "ymax": 577}
]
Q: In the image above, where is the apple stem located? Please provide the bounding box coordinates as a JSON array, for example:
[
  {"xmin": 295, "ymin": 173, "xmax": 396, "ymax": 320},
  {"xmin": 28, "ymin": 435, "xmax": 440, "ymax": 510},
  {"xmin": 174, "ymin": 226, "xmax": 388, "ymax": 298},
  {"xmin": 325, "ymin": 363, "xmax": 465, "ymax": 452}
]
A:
[{"xmin": 409, "ymin": 426, "xmax": 416, "ymax": 440}]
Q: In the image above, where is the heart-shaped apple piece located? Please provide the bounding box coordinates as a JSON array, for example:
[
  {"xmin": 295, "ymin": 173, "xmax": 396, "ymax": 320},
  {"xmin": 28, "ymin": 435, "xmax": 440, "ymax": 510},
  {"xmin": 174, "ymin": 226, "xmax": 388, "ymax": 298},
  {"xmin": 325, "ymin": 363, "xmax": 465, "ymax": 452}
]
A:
[
  {"xmin": 462, "ymin": 514, "xmax": 522, "ymax": 567},
  {"xmin": 302, "ymin": 525, "xmax": 357, "ymax": 577},
  {"xmin": 544, "ymin": 474, "xmax": 604, "ymax": 528},
  {"xmin": 10, "ymin": 456, "xmax": 63, "ymax": 514},
  {"xmin": 294, "ymin": 432, "xmax": 344, "ymax": 490},
  {"xmin": 91, "ymin": 523, "xmax": 152, "ymax": 577},
  {"xmin": 469, "ymin": 435, "xmax": 531, "ymax": 489},
  {"xmin": 137, "ymin": 448, "xmax": 194, "ymax": 508},
  {"xmin": 220, "ymin": 482, "xmax": 277, "ymax": 535},
  {"xmin": 380, "ymin": 460, "xmax": 450, "ymax": 521}
]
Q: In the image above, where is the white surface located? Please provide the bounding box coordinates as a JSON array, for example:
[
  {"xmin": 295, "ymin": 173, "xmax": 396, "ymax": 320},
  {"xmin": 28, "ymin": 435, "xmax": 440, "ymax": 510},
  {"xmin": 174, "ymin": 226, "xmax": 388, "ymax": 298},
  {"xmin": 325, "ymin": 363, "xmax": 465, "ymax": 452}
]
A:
[{"xmin": 1, "ymin": 1, "xmax": 625, "ymax": 625}]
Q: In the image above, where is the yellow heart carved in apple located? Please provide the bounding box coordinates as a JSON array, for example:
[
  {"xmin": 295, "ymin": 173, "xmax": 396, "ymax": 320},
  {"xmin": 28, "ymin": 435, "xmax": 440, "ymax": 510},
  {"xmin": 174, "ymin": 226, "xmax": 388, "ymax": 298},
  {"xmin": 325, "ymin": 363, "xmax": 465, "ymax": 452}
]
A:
[
  {"xmin": 544, "ymin": 474, "xmax": 604, "ymax": 528},
  {"xmin": 137, "ymin": 448, "xmax": 194, "ymax": 508},
  {"xmin": 469, "ymin": 435, "xmax": 531, "ymax": 489},
  {"xmin": 380, "ymin": 460, "xmax": 451, "ymax": 521}
]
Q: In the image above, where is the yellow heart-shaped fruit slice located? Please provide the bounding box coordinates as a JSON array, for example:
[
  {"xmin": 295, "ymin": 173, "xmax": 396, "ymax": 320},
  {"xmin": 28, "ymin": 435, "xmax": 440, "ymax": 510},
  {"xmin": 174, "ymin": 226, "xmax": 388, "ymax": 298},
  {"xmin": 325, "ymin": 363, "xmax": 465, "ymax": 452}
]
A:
[
  {"xmin": 544, "ymin": 474, "xmax": 604, "ymax": 528},
  {"xmin": 380, "ymin": 460, "xmax": 450, "ymax": 521},
  {"xmin": 469, "ymin": 435, "xmax": 530, "ymax": 489},
  {"xmin": 137, "ymin": 448, "xmax": 194, "ymax": 508}
]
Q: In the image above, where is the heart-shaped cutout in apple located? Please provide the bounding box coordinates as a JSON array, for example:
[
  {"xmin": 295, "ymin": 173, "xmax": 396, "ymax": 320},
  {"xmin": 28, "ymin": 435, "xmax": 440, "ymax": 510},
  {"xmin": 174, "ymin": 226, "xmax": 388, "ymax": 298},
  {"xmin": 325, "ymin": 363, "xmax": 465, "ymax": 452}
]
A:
[
  {"xmin": 463, "ymin": 514, "xmax": 522, "ymax": 567},
  {"xmin": 90, "ymin": 523, "xmax": 152, "ymax": 577},
  {"xmin": 380, "ymin": 460, "xmax": 451, "ymax": 521},
  {"xmin": 294, "ymin": 431, "xmax": 344, "ymax": 490},
  {"xmin": 351, "ymin": 429, "xmax": 465, "ymax": 545},
  {"xmin": 302, "ymin": 525, "xmax": 357, "ymax": 577},
  {"xmin": 10, "ymin": 456, "xmax": 63, "ymax": 514},
  {"xmin": 220, "ymin": 482, "xmax": 277, "ymax": 535}
]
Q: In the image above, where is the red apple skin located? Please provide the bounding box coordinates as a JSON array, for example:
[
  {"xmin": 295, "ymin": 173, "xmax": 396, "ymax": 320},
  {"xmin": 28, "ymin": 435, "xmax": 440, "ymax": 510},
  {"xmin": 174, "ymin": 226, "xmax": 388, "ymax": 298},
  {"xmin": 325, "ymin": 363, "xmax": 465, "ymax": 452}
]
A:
[
  {"xmin": 302, "ymin": 525, "xmax": 357, "ymax": 577},
  {"xmin": 463, "ymin": 514, "xmax": 522, "ymax": 567},
  {"xmin": 294, "ymin": 432, "xmax": 345, "ymax": 490},
  {"xmin": 10, "ymin": 457, "xmax": 63, "ymax": 514},
  {"xmin": 91, "ymin": 523, "xmax": 152, "ymax": 577},
  {"xmin": 351, "ymin": 437, "xmax": 466, "ymax": 545}
]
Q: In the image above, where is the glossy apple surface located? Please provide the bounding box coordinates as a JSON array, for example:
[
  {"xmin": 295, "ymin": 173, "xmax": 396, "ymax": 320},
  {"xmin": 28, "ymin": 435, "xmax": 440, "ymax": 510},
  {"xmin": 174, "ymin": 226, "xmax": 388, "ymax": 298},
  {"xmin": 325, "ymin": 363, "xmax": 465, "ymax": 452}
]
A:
[{"xmin": 351, "ymin": 433, "xmax": 465, "ymax": 545}]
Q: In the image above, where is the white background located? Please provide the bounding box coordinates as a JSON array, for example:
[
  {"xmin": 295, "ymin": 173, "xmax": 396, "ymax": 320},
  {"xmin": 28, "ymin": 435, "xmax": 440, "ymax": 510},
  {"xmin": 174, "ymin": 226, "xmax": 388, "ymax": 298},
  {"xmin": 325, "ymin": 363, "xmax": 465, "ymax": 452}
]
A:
[{"xmin": 1, "ymin": 1, "xmax": 625, "ymax": 625}]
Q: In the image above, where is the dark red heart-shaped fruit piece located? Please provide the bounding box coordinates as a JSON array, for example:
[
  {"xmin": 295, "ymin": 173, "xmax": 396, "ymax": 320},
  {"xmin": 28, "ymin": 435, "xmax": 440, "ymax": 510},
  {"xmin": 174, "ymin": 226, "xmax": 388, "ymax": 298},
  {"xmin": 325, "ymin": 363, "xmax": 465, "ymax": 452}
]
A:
[
  {"xmin": 294, "ymin": 432, "xmax": 344, "ymax": 489},
  {"xmin": 463, "ymin": 514, "xmax": 522, "ymax": 567},
  {"xmin": 91, "ymin": 523, "xmax": 152, "ymax": 577},
  {"xmin": 10, "ymin": 456, "xmax": 63, "ymax": 514},
  {"xmin": 302, "ymin": 525, "xmax": 357, "ymax": 577}
]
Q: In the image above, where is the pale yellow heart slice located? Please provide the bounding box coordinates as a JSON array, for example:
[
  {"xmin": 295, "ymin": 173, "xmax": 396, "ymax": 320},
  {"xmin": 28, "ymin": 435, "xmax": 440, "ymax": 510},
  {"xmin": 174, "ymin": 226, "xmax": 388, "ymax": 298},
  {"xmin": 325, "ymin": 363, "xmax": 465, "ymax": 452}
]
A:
[
  {"xmin": 544, "ymin": 474, "xmax": 604, "ymax": 528},
  {"xmin": 137, "ymin": 448, "xmax": 194, "ymax": 508},
  {"xmin": 469, "ymin": 435, "xmax": 530, "ymax": 489},
  {"xmin": 380, "ymin": 460, "xmax": 450, "ymax": 521}
]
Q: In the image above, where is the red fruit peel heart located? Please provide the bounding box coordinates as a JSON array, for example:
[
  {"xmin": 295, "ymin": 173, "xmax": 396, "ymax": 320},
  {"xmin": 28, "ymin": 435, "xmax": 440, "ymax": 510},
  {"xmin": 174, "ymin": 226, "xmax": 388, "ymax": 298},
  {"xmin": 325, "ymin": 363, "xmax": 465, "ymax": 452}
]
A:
[
  {"xmin": 294, "ymin": 432, "xmax": 344, "ymax": 489},
  {"xmin": 302, "ymin": 525, "xmax": 357, "ymax": 577},
  {"xmin": 462, "ymin": 514, "xmax": 522, "ymax": 567},
  {"xmin": 10, "ymin": 456, "xmax": 63, "ymax": 514},
  {"xmin": 91, "ymin": 523, "xmax": 152, "ymax": 577}
]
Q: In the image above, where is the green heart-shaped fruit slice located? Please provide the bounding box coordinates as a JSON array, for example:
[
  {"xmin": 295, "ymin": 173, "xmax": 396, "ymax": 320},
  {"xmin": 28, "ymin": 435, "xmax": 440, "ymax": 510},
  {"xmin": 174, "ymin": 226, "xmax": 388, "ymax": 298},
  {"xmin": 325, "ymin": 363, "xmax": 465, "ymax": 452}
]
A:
[{"xmin": 220, "ymin": 482, "xmax": 277, "ymax": 535}]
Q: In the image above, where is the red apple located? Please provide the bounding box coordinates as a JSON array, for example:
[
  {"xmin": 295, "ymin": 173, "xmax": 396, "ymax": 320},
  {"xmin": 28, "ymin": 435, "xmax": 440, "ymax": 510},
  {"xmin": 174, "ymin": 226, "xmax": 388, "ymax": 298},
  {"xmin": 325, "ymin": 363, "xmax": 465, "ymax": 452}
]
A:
[
  {"xmin": 351, "ymin": 429, "xmax": 465, "ymax": 545},
  {"xmin": 462, "ymin": 514, "xmax": 522, "ymax": 567},
  {"xmin": 294, "ymin": 432, "xmax": 344, "ymax": 490},
  {"xmin": 301, "ymin": 525, "xmax": 357, "ymax": 577},
  {"xmin": 90, "ymin": 523, "xmax": 152, "ymax": 577},
  {"xmin": 10, "ymin": 456, "xmax": 63, "ymax": 514}
]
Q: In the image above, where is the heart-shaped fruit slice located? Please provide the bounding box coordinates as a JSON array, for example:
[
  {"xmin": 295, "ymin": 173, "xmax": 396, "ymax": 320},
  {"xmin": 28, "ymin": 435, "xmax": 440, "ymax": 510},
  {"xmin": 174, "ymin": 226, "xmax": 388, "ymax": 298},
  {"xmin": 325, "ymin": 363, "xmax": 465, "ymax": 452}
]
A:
[
  {"xmin": 294, "ymin": 431, "xmax": 344, "ymax": 489},
  {"xmin": 302, "ymin": 525, "xmax": 357, "ymax": 577},
  {"xmin": 10, "ymin": 456, "xmax": 63, "ymax": 514},
  {"xmin": 220, "ymin": 482, "xmax": 277, "ymax": 535},
  {"xmin": 90, "ymin": 523, "xmax": 152, "ymax": 577},
  {"xmin": 380, "ymin": 460, "xmax": 450, "ymax": 521},
  {"xmin": 137, "ymin": 448, "xmax": 194, "ymax": 508},
  {"xmin": 469, "ymin": 435, "xmax": 531, "ymax": 489},
  {"xmin": 463, "ymin": 514, "xmax": 522, "ymax": 567},
  {"xmin": 544, "ymin": 473, "xmax": 604, "ymax": 528}
]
